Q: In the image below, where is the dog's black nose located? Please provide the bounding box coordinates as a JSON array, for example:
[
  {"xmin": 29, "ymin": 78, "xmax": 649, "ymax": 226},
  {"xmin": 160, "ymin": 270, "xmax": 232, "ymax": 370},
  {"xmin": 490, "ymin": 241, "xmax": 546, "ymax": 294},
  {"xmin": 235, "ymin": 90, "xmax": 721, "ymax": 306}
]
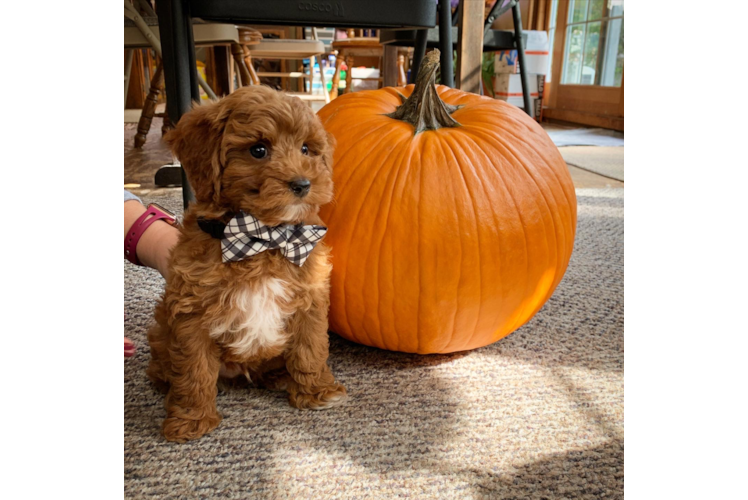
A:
[{"xmin": 289, "ymin": 178, "xmax": 311, "ymax": 197}]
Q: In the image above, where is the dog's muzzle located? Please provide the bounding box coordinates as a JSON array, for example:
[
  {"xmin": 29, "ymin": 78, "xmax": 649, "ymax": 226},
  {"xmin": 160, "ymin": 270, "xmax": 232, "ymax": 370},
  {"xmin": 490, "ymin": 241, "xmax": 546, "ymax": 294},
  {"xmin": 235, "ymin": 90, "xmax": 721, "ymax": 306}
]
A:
[{"xmin": 289, "ymin": 178, "xmax": 311, "ymax": 198}]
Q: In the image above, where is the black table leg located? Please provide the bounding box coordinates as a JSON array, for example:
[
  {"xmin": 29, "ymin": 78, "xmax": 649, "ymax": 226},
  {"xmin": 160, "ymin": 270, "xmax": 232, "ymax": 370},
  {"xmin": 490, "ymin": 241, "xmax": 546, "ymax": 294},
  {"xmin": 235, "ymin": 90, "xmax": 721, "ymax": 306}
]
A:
[
  {"xmin": 156, "ymin": 0, "xmax": 200, "ymax": 208},
  {"xmin": 511, "ymin": 2, "xmax": 533, "ymax": 117},
  {"xmin": 438, "ymin": 0, "xmax": 453, "ymax": 87},
  {"xmin": 410, "ymin": 29, "xmax": 429, "ymax": 84}
]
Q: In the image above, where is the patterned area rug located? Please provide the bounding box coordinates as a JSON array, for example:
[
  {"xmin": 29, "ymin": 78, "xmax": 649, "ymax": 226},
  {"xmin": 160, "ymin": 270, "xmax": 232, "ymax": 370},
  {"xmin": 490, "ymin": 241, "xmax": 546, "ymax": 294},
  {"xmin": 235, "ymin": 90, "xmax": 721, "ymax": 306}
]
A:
[{"xmin": 125, "ymin": 188, "xmax": 624, "ymax": 499}]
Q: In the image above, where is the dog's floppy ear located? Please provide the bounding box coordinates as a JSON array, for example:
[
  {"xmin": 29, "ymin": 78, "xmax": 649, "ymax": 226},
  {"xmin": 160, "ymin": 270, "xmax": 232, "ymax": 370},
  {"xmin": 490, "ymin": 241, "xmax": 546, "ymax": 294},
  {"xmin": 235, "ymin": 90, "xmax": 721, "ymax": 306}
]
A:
[
  {"xmin": 323, "ymin": 130, "xmax": 336, "ymax": 171},
  {"xmin": 164, "ymin": 101, "xmax": 231, "ymax": 204}
]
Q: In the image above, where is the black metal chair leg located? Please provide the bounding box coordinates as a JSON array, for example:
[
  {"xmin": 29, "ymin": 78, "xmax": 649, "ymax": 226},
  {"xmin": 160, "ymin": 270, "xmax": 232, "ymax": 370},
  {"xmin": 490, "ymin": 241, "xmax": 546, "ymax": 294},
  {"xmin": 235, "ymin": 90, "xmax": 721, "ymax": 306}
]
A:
[
  {"xmin": 410, "ymin": 29, "xmax": 429, "ymax": 84},
  {"xmin": 511, "ymin": 2, "xmax": 533, "ymax": 117},
  {"xmin": 437, "ymin": 0, "xmax": 453, "ymax": 87},
  {"xmin": 156, "ymin": 0, "xmax": 199, "ymax": 208}
]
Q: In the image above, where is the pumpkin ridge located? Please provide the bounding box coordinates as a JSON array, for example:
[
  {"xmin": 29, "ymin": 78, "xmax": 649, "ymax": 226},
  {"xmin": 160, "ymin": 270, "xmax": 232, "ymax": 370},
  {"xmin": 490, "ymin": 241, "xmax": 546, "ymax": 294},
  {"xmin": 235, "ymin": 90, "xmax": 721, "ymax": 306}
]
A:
[
  {"xmin": 419, "ymin": 133, "xmax": 457, "ymax": 352},
  {"xmin": 456, "ymin": 130, "xmax": 532, "ymax": 345},
  {"xmin": 462, "ymin": 124, "xmax": 559, "ymax": 284},
  {"xmin": 378, "ymin": 137, "xmax": 419, "ymax": 352},
  {"xmin": 324, "ymin": 118, "xmax": 405, "ymax": 212},
  {"xmin": 346, "ymin": 131, "xmax": 406, "ymax": 346},
  {"xmin": 364, "ymin": 134, "xmax": 414, "ymax": 351},
  {"xmin": 433, "ymin": 133, "xmax": 468, "ymax": 352},
  {"xmin": 466, "ymin": 119, "xmax": 577, "ymax": 220},
  {"xmin": 460, "ymin": 120, "xmax": 572, "ymax": 231},
  {"xmin": 393, "ymin": 141, "xmax": 423, "ymax": 353},
  {"xmin": 484, "ymin": 122, "xmax": 577, "ymax": 315},
  {"xmin": 480, "ymin": 125, "xmax": 571, "ymax": 336},
  {"xmin": 339, "ymin": 127, "xmax": 412, "ymax": 348},
  {"xmin": 470, "ymin": 130, "xmax": 544, "ymax": 335},
  {"xmin": 468, "ymin": 121, "xmax": 571, "ymax": 290},
  {"xmin": 322, "ymin": 118, "xmax": 402, "ymax": 228},
  {"xmin": 474, "ymin": 129, "xmax": 558, "ymax": 334},
  {"xmin": 499, "ymin": 132, "xmax": 565, "ymax": 300},
  {"xmin": 415, "ymin": 131, "xmax": 426, "ymax": 353},
  {"xmin": 324, "ymin": 89, "xmax": 401, "ymax": 110},
  {"xmin": 441, "ymin": 132, "xmax": 496, "ymax": 350},
  {"xmin": 443, "ymin": 87, "xmax": 489, "ymax": 109},
  {"xmin": 382, "ymin": 85, "xmax": 410, "ymax": 102}
]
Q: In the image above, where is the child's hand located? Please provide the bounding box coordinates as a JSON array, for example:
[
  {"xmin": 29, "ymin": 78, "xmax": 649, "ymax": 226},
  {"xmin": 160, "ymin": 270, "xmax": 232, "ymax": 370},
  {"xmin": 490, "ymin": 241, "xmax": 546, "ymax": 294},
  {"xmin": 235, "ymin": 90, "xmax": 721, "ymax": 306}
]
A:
[{"xmin": 125, "ymin": 337, "xmax": 136, "ymax": 358}]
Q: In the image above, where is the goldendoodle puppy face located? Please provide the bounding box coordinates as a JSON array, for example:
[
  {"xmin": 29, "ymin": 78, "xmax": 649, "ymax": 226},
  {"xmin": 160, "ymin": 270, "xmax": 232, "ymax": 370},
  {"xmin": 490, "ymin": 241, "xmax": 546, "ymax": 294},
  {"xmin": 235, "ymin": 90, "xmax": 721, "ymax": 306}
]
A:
[{"xmin": 166, "ymin": 86, "xmax": 334, "ymax": 225}]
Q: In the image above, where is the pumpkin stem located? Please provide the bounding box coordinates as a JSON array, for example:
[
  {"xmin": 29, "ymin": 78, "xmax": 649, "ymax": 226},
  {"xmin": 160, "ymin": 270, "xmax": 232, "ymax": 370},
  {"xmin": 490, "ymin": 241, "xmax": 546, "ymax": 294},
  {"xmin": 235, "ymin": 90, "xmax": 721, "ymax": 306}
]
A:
[{"xmin": 386, "ymin": 49, "xmax": 461, "ymax": 134}]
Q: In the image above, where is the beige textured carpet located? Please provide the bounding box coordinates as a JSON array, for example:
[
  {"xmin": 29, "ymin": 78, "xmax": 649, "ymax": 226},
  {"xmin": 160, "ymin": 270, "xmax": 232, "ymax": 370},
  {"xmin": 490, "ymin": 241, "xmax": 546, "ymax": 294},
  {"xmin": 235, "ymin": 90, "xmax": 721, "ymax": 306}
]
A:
[
  {"xmin": 559, "ymin": 147, "xmax": 624, "ymax": 182},
  {"xmin": 125, "ymin": 188, "xmax": 624, "ymax": 499}
]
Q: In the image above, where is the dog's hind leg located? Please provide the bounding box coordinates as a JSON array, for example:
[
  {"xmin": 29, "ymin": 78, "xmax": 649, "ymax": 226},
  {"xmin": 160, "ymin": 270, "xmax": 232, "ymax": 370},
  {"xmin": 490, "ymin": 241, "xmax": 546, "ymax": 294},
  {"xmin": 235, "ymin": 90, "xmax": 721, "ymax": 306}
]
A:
[{"xmin": 253, "ymin": 356, "xmax": 293, "ymax": 392}]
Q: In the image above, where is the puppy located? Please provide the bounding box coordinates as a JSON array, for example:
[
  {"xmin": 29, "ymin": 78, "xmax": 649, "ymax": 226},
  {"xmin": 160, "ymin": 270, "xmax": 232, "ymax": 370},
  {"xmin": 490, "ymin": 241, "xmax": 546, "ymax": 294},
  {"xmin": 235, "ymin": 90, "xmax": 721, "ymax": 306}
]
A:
[{"xmin": 147, "ymin": 86, "xmax": 346, "ymax": 443}]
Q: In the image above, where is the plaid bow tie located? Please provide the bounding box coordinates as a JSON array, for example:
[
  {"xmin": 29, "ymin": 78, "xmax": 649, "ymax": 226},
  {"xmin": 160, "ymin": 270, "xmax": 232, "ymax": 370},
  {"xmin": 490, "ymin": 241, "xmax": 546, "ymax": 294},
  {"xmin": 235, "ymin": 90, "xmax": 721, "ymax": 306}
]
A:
[{"xmin": 221, "ymin": 212, "xmax": 327, "ymax": 266}]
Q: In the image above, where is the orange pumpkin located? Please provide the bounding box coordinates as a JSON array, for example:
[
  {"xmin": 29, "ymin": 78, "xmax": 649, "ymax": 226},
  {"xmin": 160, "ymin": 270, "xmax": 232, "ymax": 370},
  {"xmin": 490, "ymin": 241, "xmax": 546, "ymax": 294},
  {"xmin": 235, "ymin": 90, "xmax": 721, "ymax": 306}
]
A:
[{"xmin": 317, "ymin": 51, "xmax": 577, "ymax": 354}]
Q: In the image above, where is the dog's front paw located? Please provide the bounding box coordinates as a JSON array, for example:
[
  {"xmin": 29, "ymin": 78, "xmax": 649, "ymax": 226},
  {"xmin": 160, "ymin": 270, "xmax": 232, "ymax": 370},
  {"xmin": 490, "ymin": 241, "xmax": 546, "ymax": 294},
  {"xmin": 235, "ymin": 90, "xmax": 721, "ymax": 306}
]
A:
[
  {"xmin": 162, "ymin": 412, "xmax": 222, "ymax": 442},
  {"xmin": 289, "ymin": 383, "xmax": 347, "ymax": 410}
]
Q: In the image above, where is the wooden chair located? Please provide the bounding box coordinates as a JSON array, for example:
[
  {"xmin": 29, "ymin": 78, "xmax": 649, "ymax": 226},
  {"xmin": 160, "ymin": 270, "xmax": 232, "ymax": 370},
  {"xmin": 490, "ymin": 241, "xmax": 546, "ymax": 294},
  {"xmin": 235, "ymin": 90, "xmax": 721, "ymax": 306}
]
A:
[
  {"xmin": 397, "ymin": 54, "xmax": 409, "ymax": 86},
  {"xmin": 242, "ymin": 28, "xmax": 330, "ymax": 105},
  {"xmin": 330, "ymin": 29, "xmax": 384, "ymax": 99},
  {"xmin": 125, "ymin": 5, "xmax": 251, "ymax": 147},
  {"xmin": 236, "ymin": 27, "xmax": 263, "ymax": 86}
]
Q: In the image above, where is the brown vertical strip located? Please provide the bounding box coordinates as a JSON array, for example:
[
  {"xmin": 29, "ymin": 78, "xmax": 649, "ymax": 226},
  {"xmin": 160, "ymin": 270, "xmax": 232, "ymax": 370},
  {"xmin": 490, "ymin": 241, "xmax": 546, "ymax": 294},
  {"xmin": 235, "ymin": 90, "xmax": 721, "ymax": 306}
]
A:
[
  {"xmin": 383, "ymin": 46, "xmax": 398, "ymax": 87},
  {"xmin": 125, "ymin": 49, "xmax": 146, "ymax": 109},
  {"xmin": 456, "ymin": 0, "xmax": 484, "ymax": 93}
]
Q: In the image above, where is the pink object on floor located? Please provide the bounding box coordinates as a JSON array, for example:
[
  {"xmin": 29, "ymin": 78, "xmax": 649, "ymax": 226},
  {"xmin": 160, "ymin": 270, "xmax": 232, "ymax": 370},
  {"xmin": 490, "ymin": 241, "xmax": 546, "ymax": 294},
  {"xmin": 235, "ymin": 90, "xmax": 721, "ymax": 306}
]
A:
[{"xmin": 125, "ymin": 338, "xmax": 136, "ymax": 358}]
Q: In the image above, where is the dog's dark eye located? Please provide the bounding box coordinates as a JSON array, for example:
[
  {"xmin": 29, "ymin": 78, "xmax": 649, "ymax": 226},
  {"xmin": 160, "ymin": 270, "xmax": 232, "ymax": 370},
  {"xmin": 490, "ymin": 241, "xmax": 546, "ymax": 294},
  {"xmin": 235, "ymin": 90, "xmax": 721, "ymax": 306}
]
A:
[
  {"xmin": 301, "ymin": 144, "xmax": 309, "ymax": 155},
  {"xmin": 249, "ymin": 144, "xmax": 267, "ymax": 159}
]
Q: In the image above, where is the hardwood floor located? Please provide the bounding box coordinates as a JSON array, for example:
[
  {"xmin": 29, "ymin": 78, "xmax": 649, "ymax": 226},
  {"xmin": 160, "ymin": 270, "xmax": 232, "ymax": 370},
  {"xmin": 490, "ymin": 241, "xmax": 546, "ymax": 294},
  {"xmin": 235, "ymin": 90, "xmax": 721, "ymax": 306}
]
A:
[{"xmin": 124, "ymin": 118, "xmax": 173, "ymax": 190}]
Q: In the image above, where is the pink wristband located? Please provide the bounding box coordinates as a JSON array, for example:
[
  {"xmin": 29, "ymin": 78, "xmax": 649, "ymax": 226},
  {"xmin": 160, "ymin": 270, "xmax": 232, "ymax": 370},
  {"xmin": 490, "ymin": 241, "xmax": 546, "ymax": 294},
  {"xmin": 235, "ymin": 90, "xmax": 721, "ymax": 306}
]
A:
[{"xmin": 124, "ymin": 204, "xmax": 176, "ymax": 266}]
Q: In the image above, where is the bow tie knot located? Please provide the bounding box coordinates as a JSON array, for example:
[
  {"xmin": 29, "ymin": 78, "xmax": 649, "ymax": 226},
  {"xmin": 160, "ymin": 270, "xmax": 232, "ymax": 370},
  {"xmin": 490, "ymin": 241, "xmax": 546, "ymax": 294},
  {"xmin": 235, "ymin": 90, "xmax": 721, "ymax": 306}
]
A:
[{"xmin": 221, "ymin": 212, "xmax": 326, "ymax": 266}]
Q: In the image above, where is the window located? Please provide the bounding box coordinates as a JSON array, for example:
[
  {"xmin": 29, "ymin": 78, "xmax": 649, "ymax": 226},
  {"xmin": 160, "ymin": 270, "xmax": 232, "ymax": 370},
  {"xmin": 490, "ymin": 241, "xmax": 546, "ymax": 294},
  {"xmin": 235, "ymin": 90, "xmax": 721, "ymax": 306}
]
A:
[
  {"xmin": 561, "ymin": 0, "xmax": 624, "ymax": 86},
  {"xmin": 547, "ymin": 0, "xmax": 559, "ymax": 82}
]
